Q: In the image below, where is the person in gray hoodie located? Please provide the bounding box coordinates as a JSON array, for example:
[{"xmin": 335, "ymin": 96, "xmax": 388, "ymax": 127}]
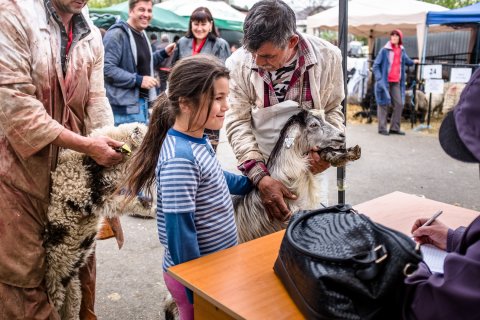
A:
[{"xmin": 103, "ymin": 0, "xmax": 175, "ymax": 126}]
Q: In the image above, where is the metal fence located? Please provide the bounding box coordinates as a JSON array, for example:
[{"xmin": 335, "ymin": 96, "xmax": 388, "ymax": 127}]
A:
[{"xmin": 374, "ymin": 30, "xmax": 472, "ymax": 62}]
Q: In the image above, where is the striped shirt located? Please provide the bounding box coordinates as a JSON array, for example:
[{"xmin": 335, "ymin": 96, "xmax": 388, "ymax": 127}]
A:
[
  {"xmin": 156, "ymin": 129, "xmax": 238, "ymax": 271},
  {"xmin": 269, "ymin": 52, "xmax": 298, "ymax": 102}
]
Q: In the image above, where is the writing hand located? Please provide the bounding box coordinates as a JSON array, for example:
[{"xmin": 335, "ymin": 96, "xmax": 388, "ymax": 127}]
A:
[
  {"xmin": 411, "ymin": 218, "xmax": 449, "ymax": 250},
  {"xmin": 257, "ymin": 176, "xmax": 297, "ymax": 222}
]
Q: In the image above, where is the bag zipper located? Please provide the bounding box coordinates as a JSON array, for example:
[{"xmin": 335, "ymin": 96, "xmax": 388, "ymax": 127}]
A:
[{"xmin": 358, "ymin": 214, "xmax": 422, "ymax": 260}]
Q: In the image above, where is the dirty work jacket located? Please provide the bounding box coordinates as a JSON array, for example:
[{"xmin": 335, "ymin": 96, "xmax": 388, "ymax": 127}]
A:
[{"xmin": 0, "ymin": 0, "xmax": 113, "ymax": 287}]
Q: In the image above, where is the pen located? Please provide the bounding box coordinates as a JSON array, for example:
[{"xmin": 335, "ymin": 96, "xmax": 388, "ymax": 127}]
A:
[{"xmin": 421, "ymin": 210, "xmax": 443, "ymax": 227}]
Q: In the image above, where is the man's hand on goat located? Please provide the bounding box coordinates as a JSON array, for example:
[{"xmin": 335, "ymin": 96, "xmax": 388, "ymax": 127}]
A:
[
  {"xmin": 258, "ymin": 176, "xmax": 297, "ymax": 222},
  {"xmin": 308, "ymin": 150, "xmax": 331, "ymax": 174},
  {"xmin": 87, "ymin": 136, "xmax": 125, "ymax": 167}
]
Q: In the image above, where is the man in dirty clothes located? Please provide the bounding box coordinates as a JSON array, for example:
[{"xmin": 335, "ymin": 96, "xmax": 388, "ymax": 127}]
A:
[{"xmin": 0, "ymin": 0, "xmax": 125, "ymax": 318}]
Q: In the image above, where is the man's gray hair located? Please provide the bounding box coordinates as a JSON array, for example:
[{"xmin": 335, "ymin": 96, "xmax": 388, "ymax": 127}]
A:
[
  {"xmin": 242, "ymin": 0, "xmax": 297, "ymax": 52},
  {"xmin": 160, "ymin": 34, "xmax": 169, "ymax": 42}
]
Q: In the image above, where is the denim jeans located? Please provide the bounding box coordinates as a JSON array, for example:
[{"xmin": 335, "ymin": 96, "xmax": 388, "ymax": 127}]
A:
[{"xmin": 113, "ymin": 98, "xmax": 149, "ymax": 126}]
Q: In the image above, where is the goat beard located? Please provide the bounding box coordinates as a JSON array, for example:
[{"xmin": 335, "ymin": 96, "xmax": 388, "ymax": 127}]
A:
[{"xmin": 318, "ymin": 145, "xmax": 361, "ymax": 167}]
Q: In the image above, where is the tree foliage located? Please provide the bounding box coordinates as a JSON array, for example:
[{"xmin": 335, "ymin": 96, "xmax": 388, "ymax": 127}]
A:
[
  {"xmin": 89, "ymin": 0, "xmax": 162, "ymax": 9},
  {"xmin": 420, "ymin": 0, "xmax": 477, "ymax": 9}
]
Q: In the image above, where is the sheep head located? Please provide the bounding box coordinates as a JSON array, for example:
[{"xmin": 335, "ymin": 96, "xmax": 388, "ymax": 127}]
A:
[{"xmin": 89, "ymin": 122, "xmax": 147, "ymax": 160}]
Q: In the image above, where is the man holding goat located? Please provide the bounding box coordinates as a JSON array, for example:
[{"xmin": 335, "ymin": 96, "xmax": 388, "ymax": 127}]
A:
[{"xmin": 225, "ymin": 0, "xmax": 345, "ymax": 221}]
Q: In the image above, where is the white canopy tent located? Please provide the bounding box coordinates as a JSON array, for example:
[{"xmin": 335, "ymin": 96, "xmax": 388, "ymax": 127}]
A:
[{"xmin": 306, "ymin": 0, "xmax": 448, "ymax": 59}]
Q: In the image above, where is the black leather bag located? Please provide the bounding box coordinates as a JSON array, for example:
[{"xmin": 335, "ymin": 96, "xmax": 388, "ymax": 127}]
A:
[{"xmin": 274, "ymin": 204, "xmax": 422, "ymax": 320}]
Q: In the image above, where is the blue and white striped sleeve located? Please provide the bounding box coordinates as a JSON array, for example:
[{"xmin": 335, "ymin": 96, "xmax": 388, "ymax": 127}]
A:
[{"xmin": 159, "ymin": 158, "xmax": 201, "ymax": 267}]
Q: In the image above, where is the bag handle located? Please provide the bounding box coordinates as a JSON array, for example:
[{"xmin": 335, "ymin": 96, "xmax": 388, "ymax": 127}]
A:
[{"xmin": 286, "ymin": 208, "xmax": 388, "ymax": 268}]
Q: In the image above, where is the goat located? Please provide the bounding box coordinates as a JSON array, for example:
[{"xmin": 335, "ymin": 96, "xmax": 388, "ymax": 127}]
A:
[
  {"xmin": 232, "ymin": 110, "xmax": 361, "ymax": 243},
  {"xmin": 405, "ymin": 90, "xmax": 444, "ymax": 123},
  {"xmin": 43, "ymin": 122, "xmax": 156, "ymax": 319}
]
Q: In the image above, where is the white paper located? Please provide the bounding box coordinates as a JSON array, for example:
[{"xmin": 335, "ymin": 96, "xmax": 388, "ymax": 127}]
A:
[
  {"xmin": 421, "ymin": 244, "xmax": 448, "ymax": 274},
  {"xmin": 422, "ymin": 65, "xmax": 442, "ymax": 79},
  {"xmin": 450, "ymin": 68, "xmax": 472, "ymax": 83},
  {"xmin": 424, "ymin": 79, "xmax": 444, "ymax": 94}
]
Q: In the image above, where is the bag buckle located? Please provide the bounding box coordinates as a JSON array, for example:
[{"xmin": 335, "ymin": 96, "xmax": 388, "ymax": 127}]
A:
[
  {"xmin": 403, "ymin": 263, "xmax": 418, "ymax": 277},
  {"xmin": 374, "ymin": 245, "xmax": 388, "ymax": 264}
]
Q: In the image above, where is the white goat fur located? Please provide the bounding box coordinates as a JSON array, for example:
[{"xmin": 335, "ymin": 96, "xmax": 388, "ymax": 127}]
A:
[
  {"xmin": 233, "ymin": 110, "xmax": 346, "ymax": 243},
  {"xmin": 44, "ymin": 123, "xmax": 156, "ymax": 319}
]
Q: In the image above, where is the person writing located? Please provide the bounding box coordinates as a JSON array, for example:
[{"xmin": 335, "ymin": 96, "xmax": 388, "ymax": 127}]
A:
[
  {"xmin": 171, "ymin": 6, "xmax": 231, "ymax": 151},
  {"xmin": 225, "ymin": 0, "xmax": 345, "ymax": 222},
  {"xmin": 0, "ymin": 0, "xmax": 125, "ymax": 318},
  {"xmin": 120, "ymin": 55, "xmax": 251, "ymax": 320},
  {"xmin": 373, "ymin": 29, "xmax": 418, "ymax": 136},
  {"xmin": 403, "ymin": 68, "xmax": 480, "ymax": 320}
]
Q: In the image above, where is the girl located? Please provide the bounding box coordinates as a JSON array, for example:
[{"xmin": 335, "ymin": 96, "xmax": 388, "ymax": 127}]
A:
[{"xmin": 121, "ymin": 55, "xmax": 251, "ymax": 319}]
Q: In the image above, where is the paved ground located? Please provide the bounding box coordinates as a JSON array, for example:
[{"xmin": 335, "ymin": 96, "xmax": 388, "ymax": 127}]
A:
[{"xmin": 95, "ymin": 122, "xmax": 479, "ymax": 319}]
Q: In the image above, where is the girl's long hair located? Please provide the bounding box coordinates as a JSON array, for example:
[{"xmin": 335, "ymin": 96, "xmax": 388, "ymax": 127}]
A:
[{"xmin": 120, "ymin": 54, "xmax": 229, "ymax": 205}]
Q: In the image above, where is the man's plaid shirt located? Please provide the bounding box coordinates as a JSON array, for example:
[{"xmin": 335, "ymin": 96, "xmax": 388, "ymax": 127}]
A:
[{"xmin": 252, "ymin": 34, "xmax": 315, "ymax": 109}]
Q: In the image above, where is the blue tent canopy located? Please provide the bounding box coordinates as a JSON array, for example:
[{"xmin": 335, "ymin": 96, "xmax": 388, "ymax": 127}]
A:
[{"xmin": 426, "ymin": 2, "xmax": 480, "ymax": 26}]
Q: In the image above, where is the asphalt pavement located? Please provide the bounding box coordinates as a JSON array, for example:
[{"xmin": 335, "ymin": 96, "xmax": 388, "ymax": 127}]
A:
[{"xmin": 95, "ymin": 122, "xmax": 479, "ymax": 319}]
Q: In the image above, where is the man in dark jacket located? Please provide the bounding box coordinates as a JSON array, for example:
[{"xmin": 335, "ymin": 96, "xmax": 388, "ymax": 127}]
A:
[
  {"xmin": 404, "ymin": 68, "xmax": 480, "ymax": 320},
  {"xmin": 103, "ymin": 0, "xmax": 175, "ymax": 126}
]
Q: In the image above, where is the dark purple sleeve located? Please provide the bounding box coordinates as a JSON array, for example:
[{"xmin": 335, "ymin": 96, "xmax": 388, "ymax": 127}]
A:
[
  {"xmin": 446, "ymin": 226, "xmax": 466, "ymax": 252},
  {"xmin": 403, "ymin": 218, "xmax": 480, "ymax": 320}
]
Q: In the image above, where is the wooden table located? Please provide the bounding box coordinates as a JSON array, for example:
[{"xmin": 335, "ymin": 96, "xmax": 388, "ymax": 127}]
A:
[{"xmin": 168, "ymin": 192, "xmax": 479, "ymax": 319}]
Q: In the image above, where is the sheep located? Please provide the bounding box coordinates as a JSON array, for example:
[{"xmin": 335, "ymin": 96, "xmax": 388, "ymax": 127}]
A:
[
  {"xmin": 43, "ymin": 122, "xmax": 156, "ymax": 319},
  {"xmin": 232, "ymin": 109, "xmax": 361, "ymax": 243},
  {"xmin": 443, "ymin": 82, "xmax": 466, "ymax": 114},
  {"xmin": 405, "ymin": 90, "xmax": 444, "ymax": 123}
]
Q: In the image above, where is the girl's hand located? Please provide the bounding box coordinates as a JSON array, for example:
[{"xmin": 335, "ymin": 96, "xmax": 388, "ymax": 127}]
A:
[{"xmin": 411, "ymin": 218, "xmax": 449, "ymax": 250}]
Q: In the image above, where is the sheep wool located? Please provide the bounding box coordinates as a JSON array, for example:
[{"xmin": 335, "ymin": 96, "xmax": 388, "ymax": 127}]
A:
[{"xmin": 43, "ymin": 122, "xmax": 153, "ymax": 319}]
